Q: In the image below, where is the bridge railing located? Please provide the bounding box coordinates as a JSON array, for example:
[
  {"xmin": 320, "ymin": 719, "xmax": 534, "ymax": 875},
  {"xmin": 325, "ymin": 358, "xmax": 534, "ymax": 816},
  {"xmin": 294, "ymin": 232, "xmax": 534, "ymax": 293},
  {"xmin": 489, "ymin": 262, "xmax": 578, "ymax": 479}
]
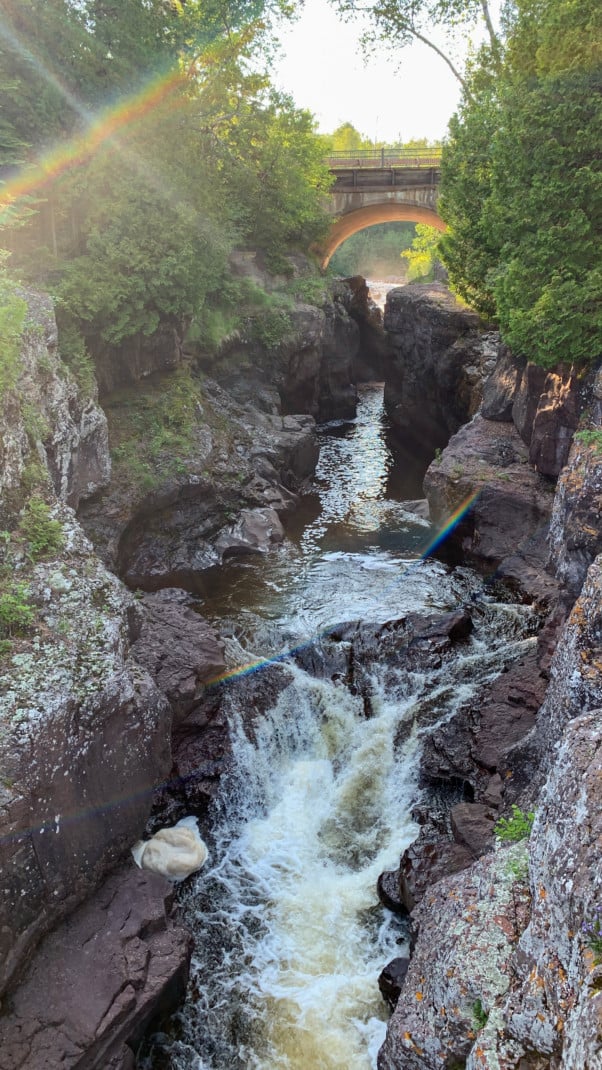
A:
[{"xmin": 325, "ymin": 147, "xmax": 442, "ymax": 169}]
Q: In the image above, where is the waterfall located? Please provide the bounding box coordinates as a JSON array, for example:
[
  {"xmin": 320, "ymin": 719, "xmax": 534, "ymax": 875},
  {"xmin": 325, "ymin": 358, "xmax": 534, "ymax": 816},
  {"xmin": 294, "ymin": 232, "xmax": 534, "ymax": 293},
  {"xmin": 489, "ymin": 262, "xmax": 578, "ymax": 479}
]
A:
[{"xmin": 140, "ymin": 385, "xmax": 536, "ymax": 1069}]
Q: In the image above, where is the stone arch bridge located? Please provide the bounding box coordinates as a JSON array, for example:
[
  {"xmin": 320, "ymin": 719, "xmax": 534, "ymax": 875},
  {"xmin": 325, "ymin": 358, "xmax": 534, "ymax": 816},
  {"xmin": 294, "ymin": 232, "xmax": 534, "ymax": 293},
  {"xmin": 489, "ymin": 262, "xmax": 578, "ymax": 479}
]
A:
[{"xmin": 320, "ymin": 150, "xmax": 444, "ymax": 268}]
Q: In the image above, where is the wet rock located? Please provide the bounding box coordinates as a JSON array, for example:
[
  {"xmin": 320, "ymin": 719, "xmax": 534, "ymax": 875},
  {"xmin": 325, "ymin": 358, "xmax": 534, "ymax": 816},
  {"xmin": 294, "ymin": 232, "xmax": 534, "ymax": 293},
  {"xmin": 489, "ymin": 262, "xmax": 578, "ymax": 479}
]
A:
[
  {"xmin": 450, "ymin": 802, "xmax": 496, "ymax": 858},
  {"xmin": 377, "ymin": 869, "xmax": 408, "ymax": 916},
  {"xmin": 424, "ymin": 414, "xmax": 556, "ymax": 600},
  {"xmin": 80, "ymin": 379, "xmax": 318, "ymax": 584},
  {"xmin": 166, "ymin": 663, "xmax": 296, "ymax": 813},
  {"xmin": 0, "ymin": 866, "xmax": 192, "ymax": 1070},
  {"xmin": 547, "ymin": 433, "xmax": 602, "ymax": 596},
  {"xmin": 481, "ymin": 346, "xmax": 525, "ymax": 421},
  {"xmin": 339, "ymin": 275, "xmax": 395, "ymax": 381},
  {"xmin": 421, "ymin": 647, "xmax": 548, "ymax": 790},
  {"xmin": 378, "ymin": 957, "xmax": 411, "ymax": 1011},
  {"xmin": 214, "ymin": 507, "xmax": 284, "ymax": 558},
  {"xmin": 130, "ymin": 593, "xmax": 226, "ymax": 720},
  {"xmin": 383, "ymin": 283, "xmax": 495, "ymax": 455},
  {"xmin": 279, "ymin": 300, "xmax": 359, "ymax": 421}
]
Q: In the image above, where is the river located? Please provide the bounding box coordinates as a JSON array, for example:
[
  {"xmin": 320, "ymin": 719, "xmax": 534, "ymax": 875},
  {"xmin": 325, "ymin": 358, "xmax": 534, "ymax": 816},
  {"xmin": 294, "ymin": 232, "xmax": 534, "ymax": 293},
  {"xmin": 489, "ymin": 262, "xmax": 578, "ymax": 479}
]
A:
[{"xmin": 141, "ymin": 384, "xmax": 536, "ymax": 1070}]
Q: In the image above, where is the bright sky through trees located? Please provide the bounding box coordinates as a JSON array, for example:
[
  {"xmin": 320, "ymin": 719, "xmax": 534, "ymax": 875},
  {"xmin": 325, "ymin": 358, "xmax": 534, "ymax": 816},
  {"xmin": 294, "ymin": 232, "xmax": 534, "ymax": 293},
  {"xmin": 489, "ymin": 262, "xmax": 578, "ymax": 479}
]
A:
[{"xmin": 271, "ymin": 0, "xmax": 500, "ymax": 142}]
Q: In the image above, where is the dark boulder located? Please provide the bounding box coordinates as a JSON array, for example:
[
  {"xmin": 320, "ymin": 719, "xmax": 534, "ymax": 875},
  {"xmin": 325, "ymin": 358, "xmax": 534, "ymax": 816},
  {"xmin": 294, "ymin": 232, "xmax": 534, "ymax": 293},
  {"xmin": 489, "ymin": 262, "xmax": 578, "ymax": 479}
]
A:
[
  {"xmin": 378, "ymin": 957, "xmax": 411, "ymax": 1010},
  {"xmin": 399, "ymin": 834, "xmax": 475, "ymax": 912},
  {"xmin": 130, "ymin": 591, "xmax": 226, "ymax": 721},
  {"xmin": 450, "ymin": 802, "xmax": 496, "ymax": 858},
  {"xmin": 377, "ymin": 869, "xmax": 409, "ymax": 916}
]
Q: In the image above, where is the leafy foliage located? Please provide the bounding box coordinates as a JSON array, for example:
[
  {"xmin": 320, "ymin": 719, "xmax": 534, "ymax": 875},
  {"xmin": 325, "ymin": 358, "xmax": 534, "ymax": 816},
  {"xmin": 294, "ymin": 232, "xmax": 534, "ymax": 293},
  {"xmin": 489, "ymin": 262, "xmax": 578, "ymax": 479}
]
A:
[
  {"xmin": 440, "ymin": 0, "xmax": 602, "ymax": 365},
  {"xmin": 1, "ymin": 0, "xmax": 331, "ymax": 368},
  {"xmin": 20, "ymin": 497, "xmax": 64, "ymax": 559},
  {"xmin": 0, "ymin": 265, "xmax": 27, "ymax": 399},
  {"xmin": 574, "ymin": 429, "xmax": 602, "ymax": 453},
  {"xmin": 472, "ymin": 999, "xmax": 488, "ymax": 1030},
  {"xmin": 582, "ymin": 905, "xmax": 602, "ymax": 962},
  {"xmin": 401, "ymin": 224, "xmax": 441, "ymax": 282},
  {"xmin": 328, "ymin": 0, "xmax": 500, "ymax": 87},
  {"xmin": 329, "ymin": 222, "xmax": 416, "ymax": 277},
  {"xmin": 0, "ymin": 583, "xmax": 35, "ymax": 638},
  {"xmin": 494, "ymin": 805, "xmax": 535, "ymax": 843}
]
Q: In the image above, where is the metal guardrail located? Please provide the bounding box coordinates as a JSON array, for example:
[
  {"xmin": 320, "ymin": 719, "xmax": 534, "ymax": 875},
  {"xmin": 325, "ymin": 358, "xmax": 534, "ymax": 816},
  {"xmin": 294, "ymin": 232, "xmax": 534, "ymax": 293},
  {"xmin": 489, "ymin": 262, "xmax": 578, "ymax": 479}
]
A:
[{"xmin": 325, "ymin": 147, "xmax": 442, "ymax": 168}]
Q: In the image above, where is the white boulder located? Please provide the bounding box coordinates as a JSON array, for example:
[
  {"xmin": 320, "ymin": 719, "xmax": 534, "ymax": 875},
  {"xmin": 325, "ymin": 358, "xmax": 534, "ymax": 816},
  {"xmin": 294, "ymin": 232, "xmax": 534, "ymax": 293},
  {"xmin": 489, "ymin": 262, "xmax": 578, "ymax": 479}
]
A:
[{"xmin": 131, "ymin": 816, "xmax": 208, "ymax": 882}]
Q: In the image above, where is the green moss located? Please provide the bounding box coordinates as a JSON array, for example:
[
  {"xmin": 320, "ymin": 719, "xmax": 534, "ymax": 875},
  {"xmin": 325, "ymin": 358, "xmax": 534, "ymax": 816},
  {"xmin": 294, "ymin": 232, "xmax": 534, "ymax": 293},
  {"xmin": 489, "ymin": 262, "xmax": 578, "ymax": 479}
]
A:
[
  {"xmin": 472, "ymin": 998, "xmax": 489, "ymax": 1030},
  {"xmin": 108, "ymin": 366, "xmax": 203, "ymax": 493},
  {"xmin": 574, "ymin": 429, "xmax": 602, "ymax": 454}
]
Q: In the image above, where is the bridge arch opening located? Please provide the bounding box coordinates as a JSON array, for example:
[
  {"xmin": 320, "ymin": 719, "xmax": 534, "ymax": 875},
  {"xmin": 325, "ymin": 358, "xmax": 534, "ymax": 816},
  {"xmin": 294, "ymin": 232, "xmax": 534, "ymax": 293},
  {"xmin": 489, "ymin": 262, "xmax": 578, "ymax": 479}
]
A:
[{"xmin": 321, "ymin": 204, "xmax": 446, "ymax": 270}]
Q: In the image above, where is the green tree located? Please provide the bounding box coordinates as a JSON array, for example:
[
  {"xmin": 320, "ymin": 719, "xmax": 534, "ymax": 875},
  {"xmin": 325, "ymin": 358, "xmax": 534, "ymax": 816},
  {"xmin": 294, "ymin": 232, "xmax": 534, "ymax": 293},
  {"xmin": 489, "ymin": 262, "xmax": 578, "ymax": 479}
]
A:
[
  {"xmin": 330, "ymin": 222, "xmax": 416, "ymax": 276},
  {"xmin": 401, "ymin": 223, "xmax": 441, "ymax": 281},
  {"xmin": 438, "ymin": 57, "xmax": 500, "ymax": 316},
  {"xmin": 440, "ymin": 0, "xmax": 602, "ymax": 365},
  {"xmin": 1, "ymin": 2, "xmax": 331, "ymax": 358}
]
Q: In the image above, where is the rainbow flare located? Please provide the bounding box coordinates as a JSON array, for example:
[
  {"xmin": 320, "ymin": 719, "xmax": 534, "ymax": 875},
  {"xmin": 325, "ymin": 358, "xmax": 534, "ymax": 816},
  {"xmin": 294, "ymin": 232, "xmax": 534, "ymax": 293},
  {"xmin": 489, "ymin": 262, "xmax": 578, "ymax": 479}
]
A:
[
  {"xmin": 0, "ymin": 66, "xmax": 189, "ymax": 220},
  {"xmin": 0, "ymin": 490, "xmax": 481, "ymax": 847},
  {"xmin": 204, "ymin": 488, "xmax": 481, "ymax": 688}
]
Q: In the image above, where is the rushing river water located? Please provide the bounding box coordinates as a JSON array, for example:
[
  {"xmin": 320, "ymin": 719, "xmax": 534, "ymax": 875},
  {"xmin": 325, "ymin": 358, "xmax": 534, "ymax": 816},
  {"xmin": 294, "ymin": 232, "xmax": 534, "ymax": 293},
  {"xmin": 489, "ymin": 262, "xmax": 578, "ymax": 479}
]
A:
[{"xmin": 142, "ymin": 384, "xmax": 536, "ymax": 1070}]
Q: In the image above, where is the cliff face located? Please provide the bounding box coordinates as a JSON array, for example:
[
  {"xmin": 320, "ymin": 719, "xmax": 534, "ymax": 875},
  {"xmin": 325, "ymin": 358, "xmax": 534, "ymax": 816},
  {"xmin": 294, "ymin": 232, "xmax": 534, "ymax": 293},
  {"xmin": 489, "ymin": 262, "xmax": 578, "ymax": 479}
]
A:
[
  {"xmin": 379, "ymin": 553, "xmax": 602, "ymax": 1070},
  {"xmin": 383, "ymin": 283, "xmax": 496, "ymax": 457},
  {"xmin": 0, "ymin": 290, "xmax": 110, "ymax": 514},
  {"xmin": 0, "ymin": 296, "xmax": 175, "ymax": 998},
  {"xmin": 378, "ymin": 288, "xmax": 602, "ymax": 1070}
]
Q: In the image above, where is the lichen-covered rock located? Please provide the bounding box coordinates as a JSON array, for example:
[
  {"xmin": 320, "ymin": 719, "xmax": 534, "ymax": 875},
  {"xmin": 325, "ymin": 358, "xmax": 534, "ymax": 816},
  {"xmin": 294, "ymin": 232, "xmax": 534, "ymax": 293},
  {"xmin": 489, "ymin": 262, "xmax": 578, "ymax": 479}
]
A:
[
  {"xmin": 547, "ymin": 435, "xmax": 602, "ymax": 596},
  {"xmin": 0, "ymin": 290, "xmax": 110, "ymax": 513},
  {"xmin": 383, "ymin": 283, "xmax": 495, "ymax": 455},
  {"xmin": 532, "ymin": 553, "xmax": 602, "ymax": 772},
  {"xmin": 476, "ymin": 711, "xmax": 602, "ymax": 1070},
  {"xmin": 0, "ymin": 865, "xmax": 192, "ymax": 1070},
  {"xmin": 378, "ymin": 842, "xmax": 531, "ymax": 1070},
  {"xmin": 0, "ymin": 512, "xmax": 171, "ymax": 995}
]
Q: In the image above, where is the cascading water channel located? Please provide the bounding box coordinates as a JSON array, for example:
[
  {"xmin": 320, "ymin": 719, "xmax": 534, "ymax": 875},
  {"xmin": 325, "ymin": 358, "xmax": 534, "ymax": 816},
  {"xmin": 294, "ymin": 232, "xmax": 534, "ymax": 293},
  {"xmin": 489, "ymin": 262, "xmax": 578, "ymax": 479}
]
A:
[{"xmin": 142, "ymin": 384, "xmax": 536, "ymax": 1070}]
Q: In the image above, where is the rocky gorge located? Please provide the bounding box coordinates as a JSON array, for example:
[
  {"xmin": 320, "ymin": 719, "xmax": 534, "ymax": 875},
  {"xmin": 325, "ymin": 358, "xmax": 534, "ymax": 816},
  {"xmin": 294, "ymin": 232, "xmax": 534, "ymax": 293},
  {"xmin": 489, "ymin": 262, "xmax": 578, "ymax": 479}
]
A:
[{"xmin": 0, "ymin": 274, "xmax": 600, "ymax": 1070}]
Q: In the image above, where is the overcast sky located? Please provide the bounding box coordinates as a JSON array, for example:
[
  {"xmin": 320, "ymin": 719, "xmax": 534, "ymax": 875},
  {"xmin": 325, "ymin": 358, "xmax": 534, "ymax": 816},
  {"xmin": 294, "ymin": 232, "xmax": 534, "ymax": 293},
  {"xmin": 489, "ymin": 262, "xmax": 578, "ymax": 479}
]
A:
[{"xmin": 271, "ymin": 0, "xmax": 497, "ymax": 143}]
